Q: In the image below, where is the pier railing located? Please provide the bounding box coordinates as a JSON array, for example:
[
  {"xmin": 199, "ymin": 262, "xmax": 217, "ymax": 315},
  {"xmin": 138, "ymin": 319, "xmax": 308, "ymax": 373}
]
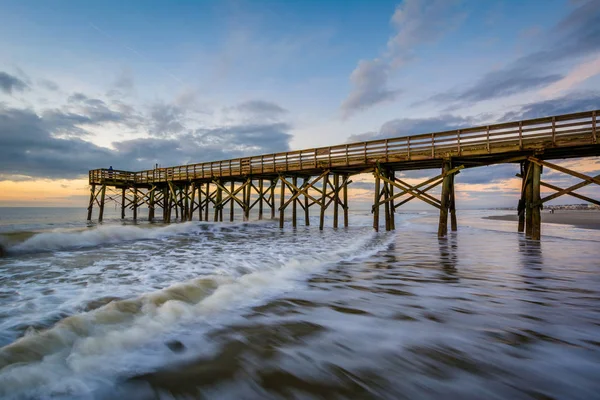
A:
[{"xmin": 89, "ymin": 110, "xmax": 598, "ymax": 185}]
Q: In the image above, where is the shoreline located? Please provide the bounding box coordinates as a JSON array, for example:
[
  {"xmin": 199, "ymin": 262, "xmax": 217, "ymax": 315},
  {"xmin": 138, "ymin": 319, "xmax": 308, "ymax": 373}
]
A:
[{"xmin": 484, "ymin": 210, "xmax": 600, "ymax": 230}]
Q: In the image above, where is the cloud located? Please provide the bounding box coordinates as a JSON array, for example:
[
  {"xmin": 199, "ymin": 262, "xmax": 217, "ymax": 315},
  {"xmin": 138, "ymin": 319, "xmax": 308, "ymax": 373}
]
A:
[
  {"xmin": 340, "ymin": 59, "xmax": 400, "ymax": 118},
  {"xmin": 148, "ymin": 102, "xmax": 186, "ymax": 137},
  {"xmin": 428, "ymin": 0, "xmax": 600, "ymax": 107},
  {"xmin": 0, "ymin": 102, "xmax": 293, "ymax": 180},
  {"xmin": 0, "ymin": 72, "xmax": 29, "ymax": 94},
  {"xmin": 38, "ymin": 79, "xmax": 60, "ymax": 92},
  {"xmin": 341, "ymin": 0, "xmax": 464, "ymax": 118},
  {"xmin": 234, "ymin": 100, "xmax": 288, "ymax": 116},
  {"xmin": 501, "ymin": 91, "xmax": 600, "ymax": 121},
  {"xmin": 540, "ymin": 55, "xmax": 600, "ymax": 97},
  {"xmin": 348, "ymin": 114, "xmax": 477, "ymax": 142}
]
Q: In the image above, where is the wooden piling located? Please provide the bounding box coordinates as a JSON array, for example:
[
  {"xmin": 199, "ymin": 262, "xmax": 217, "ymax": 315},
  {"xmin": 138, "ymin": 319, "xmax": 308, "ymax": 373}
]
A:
[
  {"xmin": 373, "ymin": 170, "xmax": 380, "ymax": 232},
  {"xmin": 164, "ymin": 186, "xmax": 170, "ymax": 223},
  {"xmin": 271, "ymin": 178, "xmax": 276, "ymax": 219},
  {"xmin": 121, "ymin": 187, "xmax": 126, "ymax": 219},
  {"xmin": 244, "ymin": 179, "xmax": 251, "ymax": 221},
  {"xmin": 532, "ymin": 163, "xmax": 542, "ymax": 240},
  {"xmin": 188, "ymin": 183, "xmax": 195, "ymax": 221},
  {"xmin": 518, "ymin": 161, "xmax": 528, "ymax": 233},
  {"xmin": 87, "ymin": 184, "xmax": 96, "ymax": 221},
  {"xmin": 279, "ymin": 176, "xmax": 286, "ymax": 228},
  {"xmin": 258, "ymin": 179, "xmax": 264, "ymax": 220},
  {"xmin": 449, "ymin": 172, "xmax": 457, "ymax": 232},
  {"xmin": 292, "ymin": 176, "xmax": 298, "ymax": 228},
  {"xmin": 214, "ymin": 183, "xmax": 221, "ymax": 222},
  {"xmin": 149, "ymin": 188, "xmax": 155, "ymax": 222},
  {"xmin": 204, "ymin": 183, "xmax": 210, "ymax": 221},
  {"xmin": 389, "ymin": 171, "xmax": 395, "ymax": 230},
  {"xmin": 343, "ymin": 175, "xmax": 349, "ymax": 228},
  {"xmin": 133, "ymin": 186, "xmax": 138, "ymax": 221},
  {"xmin": 438, "ymin": 161, "xmax": 452, "ymax": 237},
  {"xmin": 304, "ymin": 177, "xmax": 311, "ymax": 226},
  {"xmin": 525, "ymin": 163, "xmax": 533, "ymax": 237},
  {"xmin": 230, "ymin": 181, "xmax": 235, "ymax": 222},
  {"xmin": 384, "ymin": 172, "xmax": 391, "ymax": 231},
  {"xmin": 333, "ymin": 174, "xmax": 339, "ymax": 228},
  {"xmin": 198, "ymin": 183, "xmax": 203, "ymax": 221},
  {"xmin": 98, "ymin": 184, "xmax": 107, "ymax": 222},
  {"xmin": 320, "ymin": 173, "xmax": 329, "ymax": 230}
]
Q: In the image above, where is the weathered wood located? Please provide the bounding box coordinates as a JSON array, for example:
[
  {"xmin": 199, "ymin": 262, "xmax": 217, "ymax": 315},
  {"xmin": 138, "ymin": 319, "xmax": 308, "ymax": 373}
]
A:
[
  {"xmin": 516, "ymin": 174, "xmax": 600, "ymax": 206},
  {"xmin": 373, "ymin": 169, "xmax": 380, "ymax": 232},
  {"xmin": 438, "ymin": 161, "xmax": 452, "ymax": 237},
  {"xmin": 532, "ymin": 163, "xmax": 542, "ymax": 240},
  {"xmin": 245, "ymin": 178, "xmax": 251, "ymax": 221},
  {"xmin": 149, "ymin": 187, "xmax": 155, "ymax": 222},
  {"xmin": 389, "ymin": 170, "xmax": 395, "ymax": 230},
  {"xmin": 279, "ymin": 176, "xmax": 286, "ymax": 228},
  {"xmin": 333, "ymin": 174, "xmax": 339, "ymax": 228},
  {"xmin": 304, "ymin": 177, "xmax": 310, "ymax": 226},
  {"xmin": 259, "ymin": 179, "xmax": 264, "ymax": 220},
  {"xmin": 394, "ymin": 178, "xmax": 443, "ymax": 209},
  {"xmin": 230, "ymin": 181, "xmax": 235, "ymax": 222},
  {"xmin": 525, "ymin": 162, "xmax": 533, "ymax": 237},
  {"xmin": 517, "ymin": 161, "xmax": 529, "ymax": 233},
  {"xmin": 133, "ymin": 186, "xmax": 138, "ymax": 221},
  {"xmin": 271, "ymin": 178, "xmax": 276, "ymax": 219},
  {"xmin": 121, "ymin": 187, "xmax": 126, "ymax": 219},
  {"xmin": 449, "ymin": 172, "xmax": 457, "ymax": 232},
  {"xmin": 292, "ymin": 176, "xmax": 298, "ymax": 228},
  {"xmin": 98, "ymin": 184, "xmax": 107, "ymax": 222},
  {"xmin": 320, "ymin": 173, "xmax": 329, "ymax": 230},
  {"xmin": 87, "ymin": 184, "xmax": 96, "ymax": 221}
]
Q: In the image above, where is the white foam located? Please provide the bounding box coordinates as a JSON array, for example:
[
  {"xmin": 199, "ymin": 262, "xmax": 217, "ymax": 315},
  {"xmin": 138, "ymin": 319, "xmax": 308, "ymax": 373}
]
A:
[{"xmin": 0, "ymin": 225, "xmax": 395, "ymax": 398}]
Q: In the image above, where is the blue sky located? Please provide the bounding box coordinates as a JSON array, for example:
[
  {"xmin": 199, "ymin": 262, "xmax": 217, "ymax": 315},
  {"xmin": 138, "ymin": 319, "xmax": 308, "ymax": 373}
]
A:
[{"xmin": 0, "ymin": 0, "xmax": 599, "ymax": 206}]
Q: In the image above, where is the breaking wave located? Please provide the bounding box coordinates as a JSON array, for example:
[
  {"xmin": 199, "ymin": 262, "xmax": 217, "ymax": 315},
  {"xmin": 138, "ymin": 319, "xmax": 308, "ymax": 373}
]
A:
[{"xmin": 0, "ymin": 228, "xmax": 395, "ymax": 397}]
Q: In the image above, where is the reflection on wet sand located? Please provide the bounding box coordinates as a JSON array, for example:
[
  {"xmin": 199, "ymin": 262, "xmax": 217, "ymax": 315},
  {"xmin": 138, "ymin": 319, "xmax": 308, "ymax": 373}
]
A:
[{"xmin": 124, "ymin": 228, "xmax": 600, "ymax": 399}]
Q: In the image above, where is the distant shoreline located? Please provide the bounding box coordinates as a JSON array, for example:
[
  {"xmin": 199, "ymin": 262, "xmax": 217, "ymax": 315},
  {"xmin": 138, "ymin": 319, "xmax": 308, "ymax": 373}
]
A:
[{"xmin": 485, "ymin": 210, "xmax": 600, "ymax": 230}]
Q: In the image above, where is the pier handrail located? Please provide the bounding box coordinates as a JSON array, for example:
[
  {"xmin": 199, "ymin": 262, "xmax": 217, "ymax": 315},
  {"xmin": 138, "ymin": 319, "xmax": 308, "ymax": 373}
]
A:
[{"xmin": 89, "ymin": 110, "xmax": 598, "ymax": 185}]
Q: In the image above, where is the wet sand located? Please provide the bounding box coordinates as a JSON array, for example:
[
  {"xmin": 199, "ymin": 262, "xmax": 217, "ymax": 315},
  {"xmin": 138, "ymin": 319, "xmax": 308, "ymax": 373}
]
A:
[{"xmin": 485, "ymin": 210, "xmax": 600, "ymax": 230}]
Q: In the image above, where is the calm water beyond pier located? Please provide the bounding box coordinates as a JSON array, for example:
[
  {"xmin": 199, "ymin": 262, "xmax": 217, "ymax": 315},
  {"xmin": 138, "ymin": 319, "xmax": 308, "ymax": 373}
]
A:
[{"xmin": 0, "ymin": 208, "xmax": 599, "ymax": 399}]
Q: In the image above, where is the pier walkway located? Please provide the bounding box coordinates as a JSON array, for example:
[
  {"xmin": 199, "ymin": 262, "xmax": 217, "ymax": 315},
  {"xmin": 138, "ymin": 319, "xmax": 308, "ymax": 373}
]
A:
[{"xmin": 87, "ymin": 110, "xmax": 600, "ymax": 240}]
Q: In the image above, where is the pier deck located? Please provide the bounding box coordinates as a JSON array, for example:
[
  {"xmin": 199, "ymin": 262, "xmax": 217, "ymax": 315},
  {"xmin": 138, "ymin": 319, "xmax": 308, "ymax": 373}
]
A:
[{"xmin": 87, "ymin": 110, "xmax": 600, "ymax": 240}]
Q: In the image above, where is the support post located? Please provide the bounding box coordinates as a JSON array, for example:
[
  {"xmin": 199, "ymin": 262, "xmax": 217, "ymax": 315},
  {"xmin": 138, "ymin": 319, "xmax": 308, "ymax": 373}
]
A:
[
  {"xmin": 438, "ymin": 161, "xmax": 452, "ymax": 237},
  {"xmin": 198, "ymin": 183, "xmax": 203, "ymax": 221},
  {"xmin": 292, "ymin": 176, "xmax": 298, "ymax": 228},
  {"xmin": 518, "ymin": 161, "xmax": 528, "ymax": 233},
  {"xmin": 133, "ymin": 186, "xmax": 138, "ymax": 221},
  {"xmin": 373, "ymin": 169, "xmax": 380, "ymax": 232},
  {"xmin": 333, "ymin": 174, "xmax": 339, "ymax": 228},
  {"xmin": 188, "ymin": 183, "xmax": 195, "ymax": 221},
  {"xmin": 384, "ymin": 171, "xmax": 391, "ymax": 232},
  {"xmin": 258, "ymin": 179, "xmax": 264, "ymax": 220},
  {"xmin": 149, "ymin": 188, "xmax": 155, "ymax": 222},
  {"xmin": 525, "ymin": 163, "xmax": 533, "ymax": 237},
  {"xmin": 343, "ymin": 175, "xmax": 349, "ymax": 228},
  {"xmin": 230, "ymin": 181, "xmax": 235, "ymax": 222},
  {"xmin": 279, "ymin": 176, "xmax": 286, "ymax": 228},
  {"xmin": 214, "ymin": 182, "xmax": 221, "ymax": 222},
  {"xmin": 121, "ymin": 187, "xmax": 126, "ymax": 219},
  {"xmin": 245, "ymin": 178, "xmax": 251, "ymax": 221},
  {"xmin": 532, "ymin": 163, "xmax": 542, "ymax": 240},
  {"xmin": 304, "ymin": 177, "xmax": 310, "ymax": 226},
  {"xmin": 449, "ymin": 172, "xmax": 457, "ymax": 232},
  {"xmin": 320, "ymin": 173, "xmax": 329, "ymax": 230},
  {"xmin": 164, "ymin": 186, "xmax": 170, "ymax": 223},
  {"xmin": 87, "ymin": 184, "xmax": 96, "ymax": 221},
  {"xmin": 271, "ymin": 178, "xmax": 276, "ymax": 219},
  {"xmin": 389, "ymin": 170, "xmax": 395, "ymax": 230},
  {"xmin": 98, "ymin": 184, "xmax": 107, "ymax": 222},
  {"xmin": 204, "ymin": 183, "xmax": 210, "ymax": 222}
]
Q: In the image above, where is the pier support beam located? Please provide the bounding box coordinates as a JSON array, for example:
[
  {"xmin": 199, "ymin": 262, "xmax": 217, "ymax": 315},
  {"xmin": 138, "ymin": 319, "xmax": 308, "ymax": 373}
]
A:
[{"xmin": 438, "ymin": 161, "xmax": 452, "ymax": 237}]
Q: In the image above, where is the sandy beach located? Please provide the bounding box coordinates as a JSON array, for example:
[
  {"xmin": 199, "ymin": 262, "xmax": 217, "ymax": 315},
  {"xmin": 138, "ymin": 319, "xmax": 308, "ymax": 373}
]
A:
[{"xmin": 485, "ymin": 210, "xmax": 600, "ymax": 230}]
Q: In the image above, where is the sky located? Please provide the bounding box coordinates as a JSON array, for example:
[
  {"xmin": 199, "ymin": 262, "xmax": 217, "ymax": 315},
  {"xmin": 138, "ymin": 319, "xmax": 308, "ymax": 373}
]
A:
[{"xmin": 0, "ymin": 0, "xmax": 599, "ymax": 208}]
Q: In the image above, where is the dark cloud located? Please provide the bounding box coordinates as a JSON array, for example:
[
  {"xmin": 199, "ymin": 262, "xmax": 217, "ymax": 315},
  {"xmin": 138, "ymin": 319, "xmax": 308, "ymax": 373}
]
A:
[
  {"xmin": 148, "ymin": 103, "xmax": 186, "ymax": 137},
  {"xmin": 234, "ymin": 100, "xmax": 287, "ymax": 115},
  {"xmin": 427, "ymin": 0, "xmax": 600, "ymax": 106},
  {"xmin": 0, "ymin": 72, "xmax": 28, "ymax": 94},
  {"xmin": 0, "ymin": 103, "xmax": 293, "ymax": 181}
]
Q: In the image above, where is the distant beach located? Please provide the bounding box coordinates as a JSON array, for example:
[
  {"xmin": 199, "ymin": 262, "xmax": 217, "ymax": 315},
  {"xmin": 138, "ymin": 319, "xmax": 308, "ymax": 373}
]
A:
[{"xmin": 485, "ymin": 210, "xmax": 600, "ymax": 230}]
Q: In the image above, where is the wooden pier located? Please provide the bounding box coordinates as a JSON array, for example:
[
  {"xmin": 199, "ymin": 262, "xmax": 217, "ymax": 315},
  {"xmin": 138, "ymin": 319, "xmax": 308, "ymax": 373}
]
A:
[{"xmin": 88, "ymin": 110, "xmax": 600, "ymax": 240}]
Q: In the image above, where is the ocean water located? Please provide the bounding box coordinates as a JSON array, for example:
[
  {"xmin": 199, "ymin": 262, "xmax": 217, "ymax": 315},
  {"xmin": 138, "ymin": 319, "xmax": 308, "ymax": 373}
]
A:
[{"xmin": 0, "ymin": 207, "xmax": 599, "ymax": 399}]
